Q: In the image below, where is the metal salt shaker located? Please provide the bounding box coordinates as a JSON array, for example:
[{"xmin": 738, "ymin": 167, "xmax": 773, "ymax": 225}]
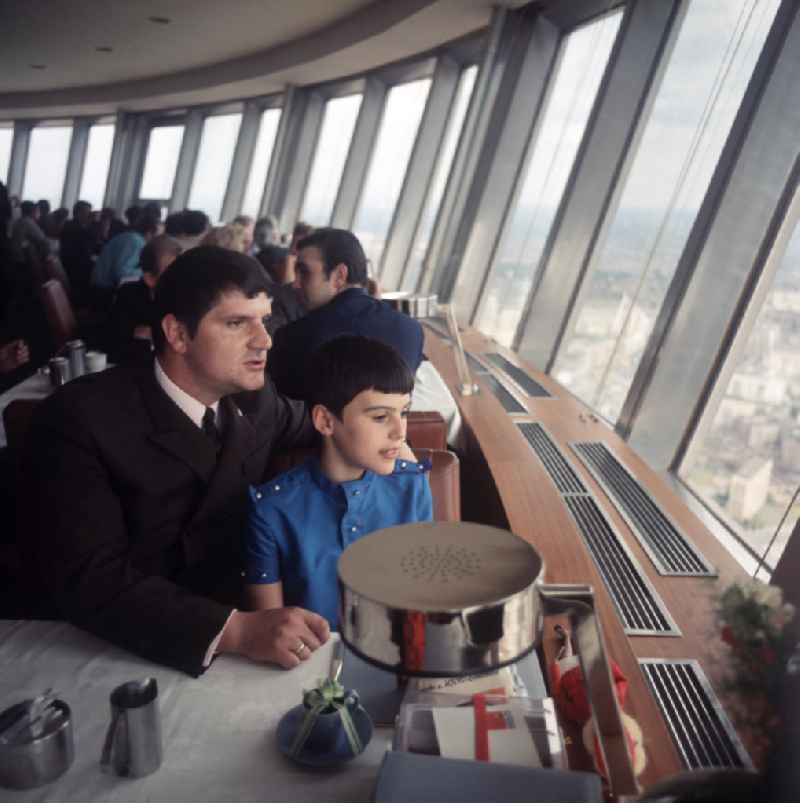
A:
[
  {"xmin": 65, "ymin": 339, "xmax": 87, "ymax": 379},
  {"xmin": 48, "ymin": 357, "xmax": 72, "ymax": 387}
]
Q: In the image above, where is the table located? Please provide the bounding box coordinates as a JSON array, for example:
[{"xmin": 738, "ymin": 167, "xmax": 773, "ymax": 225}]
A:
[
  {"xmin": 0, "ymin": 373, "xmax": 51, "ymax": 448},
  {"xmin": 0, "ymin": 621, "xmax": 390, "ymax": 802}
]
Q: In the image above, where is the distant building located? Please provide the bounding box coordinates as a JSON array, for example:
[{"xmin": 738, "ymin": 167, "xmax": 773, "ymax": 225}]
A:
[
  {"xmin": 729, "ymin": 371, "xmax": 786, "ymax": 404},
  {"xmin": 727, "ymin": 456, "xmax": 772, "ymax": 521},
  {"xmin": 748, "ymin": 416, "xmax": 780, "ymax": 449},
  {"xmin": 780, "ymin": 426, "xmax": 800, "ymax": 470}
]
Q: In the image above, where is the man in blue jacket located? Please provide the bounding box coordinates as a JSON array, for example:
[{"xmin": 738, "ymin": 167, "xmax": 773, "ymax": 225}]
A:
[{"xmin": 267, "ymin": 228, "xmax": 424, "ymax": 401}]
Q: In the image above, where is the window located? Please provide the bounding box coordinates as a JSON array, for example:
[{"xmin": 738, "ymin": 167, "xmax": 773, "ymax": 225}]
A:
[
  {"xmin": 553, "ymin": 0, "xmax": 781, "ymax": 422},
  {"xmin": 402, "ymin": 65, "xmax": 478, "ymax": 292},
  {"xmin": 78, "ymin": 123, "xmax": 115, "ymax": 209},
  {"xmin": 187, "ymin": 113, "xmax": 243, "ymax": 222},
  {"xmin": 22, "ymin": 124, "xmax": 73, "ymax": 208},
  {"xmin": 473, "ymin": 11, "xmax": 622, "ymax": 346},
  {"xmin": 300, "ymin": 94, "xmax": 363, "ymax": 226},
  {"xmin": 353, "ymin": 79, "xmax": 432, "ymax": 270},
  {"xmin": 140, "ymin": 125, "xmax": 185, "ymax": 200},
  {"xmin": 240, "ymin": 108, "xmax": 282, "ymax": 219},
  {"xmin": 0, "ymin": 126, "xmax": 13, "ymax": 184},
  {"xmin": 680, "ymin": 205, "xmax": 800, "ymax": 575}
]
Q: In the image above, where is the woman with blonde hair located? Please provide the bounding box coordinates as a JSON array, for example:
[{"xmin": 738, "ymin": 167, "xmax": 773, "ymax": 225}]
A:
[{"xmin": 201, "ymin": 224, "xmax": 247, "ymax": 253}]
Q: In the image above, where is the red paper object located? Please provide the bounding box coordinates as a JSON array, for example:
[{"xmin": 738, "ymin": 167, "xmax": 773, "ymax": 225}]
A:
[{"xmin": 549, "ymin": 653, "xmax": 629, "ymax": 725}]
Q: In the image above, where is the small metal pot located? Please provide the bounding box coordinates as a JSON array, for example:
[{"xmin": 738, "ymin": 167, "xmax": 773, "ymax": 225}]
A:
[{"xmin": 338, "ymin": 521, "xmax": 639, "ymax": 797}]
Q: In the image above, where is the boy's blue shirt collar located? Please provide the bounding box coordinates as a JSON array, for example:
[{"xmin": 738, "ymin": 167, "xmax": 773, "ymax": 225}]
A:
[{"xmin": 306, "ymin": 455, "xmax": 376, "ymax": 501}]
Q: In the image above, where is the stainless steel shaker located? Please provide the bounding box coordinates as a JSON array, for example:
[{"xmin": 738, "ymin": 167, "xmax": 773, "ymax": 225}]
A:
[
  {"xmin": 48, "ymin": 356, "xmax": 71, "ymax": 387},
  {"xmin": 65, "ymin": 339, "xmax": 87, "ymax": 378},
  {"xmin": 100, "ymin": 678, "xmax": 162, "ymax": 778}
]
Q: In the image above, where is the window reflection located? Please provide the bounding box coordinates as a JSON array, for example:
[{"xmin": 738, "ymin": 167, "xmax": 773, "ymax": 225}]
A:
[
  {"xmin": 353, "ymin": 79, "xmax": 432, "ymax": 270},
  {"xmin": 403, "ymin": 65, "xmax": 478, "ymax": 292},
  {"xmin": 473, "ymin": 11, "xmax": 621, "ymax": 346},
  {"xmin": 681, "ymin": 207, "xmax": 800, "ymax": 574},
  {"xmin": 79, "ymin": 124, "xmax": 115, "ymax": 209},
  {"xmin": 140, "ymin": 125, "xmax": 185, "ymax": 200},
  {"xmin": 188, "ymin": 113, "xmax": 243, "ymax": 222},
  {"xmin": 301, "ymin": 94, "xmax": 363, "ymax": 226},
  {"xmin": 0, "ymin": 126, "xmax": 13, "ymax": 185},
  {"xmin": 22, "ymin": 124, "xmax": 73, "ymax": 208},
  {"xmin": 241, "ymin": 108, "xmax": 282, "ymax": 219},
  {"xmin": 553, "ymin": 0, "xmax": 780, "ymax": 421}
]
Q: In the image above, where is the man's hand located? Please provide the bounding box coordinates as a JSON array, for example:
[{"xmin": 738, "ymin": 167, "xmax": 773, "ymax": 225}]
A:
[
  {"xmin": 0, "ymin": 339, "xmax": 30, "ymax": 373},
  {"xmin": 217, "ymin": 607, "xmax": 330, "ymax": 669}
]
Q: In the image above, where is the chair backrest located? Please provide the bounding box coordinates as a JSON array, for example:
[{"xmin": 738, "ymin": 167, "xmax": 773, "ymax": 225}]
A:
[
  {"xmin": 2, "ymin": 398, "xmax": 42, "ymax": 454},
  {"xmin": 39, "ymin": 279, "xmax": 77, "ymax": 350},
  {"xmin": 407, "ymin": 410, "xmax": 447, "ymax": 450},
  {"xmin": 266, "ymin": 447, "xmax": 460, "ymax": 522}
]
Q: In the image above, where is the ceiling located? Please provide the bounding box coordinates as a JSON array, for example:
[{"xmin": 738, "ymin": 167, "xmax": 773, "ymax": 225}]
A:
[{"xmin": 0, "ymin": 0, "xmax": 526, "ymax": 119}]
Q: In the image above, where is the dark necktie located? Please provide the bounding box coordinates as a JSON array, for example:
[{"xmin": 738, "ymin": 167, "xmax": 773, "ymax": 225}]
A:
[{"xmin": 202, "ymin": 407, "xmax": 222, "ymax": 449}]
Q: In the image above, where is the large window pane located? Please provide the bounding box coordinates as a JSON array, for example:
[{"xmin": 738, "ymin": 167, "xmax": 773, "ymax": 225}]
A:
[
  {"xmin": 0, "ymin": 126, "xmax": 13, "ymax": 184},
  {"xmin": 474, "ymin": 11, "xmax": 621, "ymax": 346},
  {"xmin": 22, "ymin": 125, "xmax": 73, "ymax": 208},
  {"xmin": 553, "ymin": 0, "xmax": 780, "ymax": 421},
  {"xmin": 300, "ymin": 94, "xmax": 363, "ymax": 226},
  {"xmin": 139, "ymin": 125, "xmax": 184, "ymax": 200},
  {"xmin": 402, "ymin": 65, "xmax": 478, "ymax": 292},
  {"xmin": 188, "ymin": 113, "xmax": 243, "ymax": 222},
  {"xmin": 79, "ymin": 123, "xmax": 115, "ymax": 209},
  {"xmin": 353, "ymin": 79, "xmax": 431, "ymax": 269},
  {"xmin": 680, "ymin": 209, "xmax": 800, "ymax": 574},
  {"xmin": 241, "ymin": 108, "xmax": 282, "ymax": 219}
]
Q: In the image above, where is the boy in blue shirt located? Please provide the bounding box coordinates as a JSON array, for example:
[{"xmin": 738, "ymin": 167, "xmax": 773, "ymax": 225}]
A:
[{"xmin": 243, "ymin": 335, "xmax": 433, "ymax": 629}]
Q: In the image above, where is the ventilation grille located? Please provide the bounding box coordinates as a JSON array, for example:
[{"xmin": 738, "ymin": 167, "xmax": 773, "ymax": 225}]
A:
[
  {"xmin": 640, "ymin": 659, "xmax": 752, "ymax": 770},
  {"xmin": 564, "ymin": 496, "xmax": 678, "ymax": 634},
  {"xmin": 466, "ymin": 353, "xmax": 488, "ymax": 376},
  {"xmin": 484, "ymin": 353, "xmax": 552, "ymax": 398},
  {"xmin": 480, "ymin": 373, "xmax": 527, "ymax": 413},
  {"xmin": 516, "ymin": 423, "xmax": 585, "ymax": 494},
  {"xmin": 572, "ymin": 442, "xmax": 715, "ymax": 577},
  {"xmin": 421, "ymin": 318, "xmax": 452, "ymax": 343}
]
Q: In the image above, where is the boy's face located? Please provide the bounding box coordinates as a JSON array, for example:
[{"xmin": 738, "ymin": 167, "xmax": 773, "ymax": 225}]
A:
[{"xmin": 318, "ymin": 389, "xmax": 411, "ymax": 478}]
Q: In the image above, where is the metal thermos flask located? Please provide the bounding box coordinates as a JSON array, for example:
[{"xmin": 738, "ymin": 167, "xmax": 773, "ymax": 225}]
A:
[
  {"xmin": 65, "ymin": 340, "xmax": 87, "ymax": 378},
  {"xmin": 48, "ymin": 357, "xmax": 71, "ymax": 387}
]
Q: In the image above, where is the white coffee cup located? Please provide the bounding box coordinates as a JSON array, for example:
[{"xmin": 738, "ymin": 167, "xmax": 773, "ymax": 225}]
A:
[{"xmin": 85, "ymin": 351, "xmax": 107, "ymax": 373}]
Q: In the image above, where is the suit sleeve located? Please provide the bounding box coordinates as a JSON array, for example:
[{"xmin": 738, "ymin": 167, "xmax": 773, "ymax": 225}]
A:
[{"xmin": 20, "ymin": 395, "xmax": 232, "ymax": 676}]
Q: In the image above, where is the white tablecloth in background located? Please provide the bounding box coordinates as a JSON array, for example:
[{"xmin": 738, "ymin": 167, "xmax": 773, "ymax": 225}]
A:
[
  {"xmin": 0, "ymin": 373, "xmax": 51, "ymax": 448},
  {"xmin": 0, "ymin": 621, "xmax": 389, "ymax": 802}
]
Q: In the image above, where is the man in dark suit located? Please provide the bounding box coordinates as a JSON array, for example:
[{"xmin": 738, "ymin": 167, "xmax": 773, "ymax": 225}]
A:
[
  {"xmin": 21, "ymin": 247, "xmax": 329, "ymax": 676},
  {"xmin": 267, "ymin": 228, "xmax": 424, "ymax": 401},
  {"xmin": 59, "ymin": 200, "xmax": 95, "ymax": 302}
]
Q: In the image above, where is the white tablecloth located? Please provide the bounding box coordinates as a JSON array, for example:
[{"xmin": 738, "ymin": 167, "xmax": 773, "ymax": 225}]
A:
[
  {"xmin": 0, "ymin": 621, "xmax": 390, "ymax": 802},
  {"xmin": 0, "ymin": 373, "xmax": 51, "ymax": 448}
]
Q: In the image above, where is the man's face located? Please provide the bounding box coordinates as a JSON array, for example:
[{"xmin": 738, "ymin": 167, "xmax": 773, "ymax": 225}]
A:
[
  {"xmin": 325, "ymin": 389, "xmax": 410, "ymax": 477},
  {"xmin": 296, "ymin": 246, "xmax": 340, "ymax": 310},
  {"xmin": 179, "ymin": 291, "xmax": 272, "ymax": 402},
  {"xmin": 77, "ymin": 207, "xmax": 92, "ymax": 227}
]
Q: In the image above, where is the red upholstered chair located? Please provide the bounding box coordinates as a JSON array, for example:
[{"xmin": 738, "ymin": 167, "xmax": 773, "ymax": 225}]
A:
[
  {"xmin": 406, "ymin": 410, "xmax": 447, "ymax": 450},
  {"xmin": 39, "ymin": 279, "xmax": 77, "ymax": 351}
]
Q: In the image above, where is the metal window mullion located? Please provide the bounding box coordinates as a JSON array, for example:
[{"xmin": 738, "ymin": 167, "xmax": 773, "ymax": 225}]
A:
[
  {"xmin": 330, "ymin": 77, "xmax": 386, "ymax": 230},
  {"xmin": 267, "ymin": 87, "xmax": 322, "ymax": 232},
  {"xmin": 514, "ymin": 0, "xmax": 682, "ymax": 372},
  {"xmin": 220, "ymin": 102, "xmax": 262, "ymax": 223},
  {"xmin": 169, "ymin": 110, "xmax": 203, "ymax": 212},
  {"xmin": 61, "ymin": 119, "xmax": 90, "ymax": 210},
  {"xmin": 7, "ymin": 122, "xmax": 31, "ymax": 198},
  {"xmin": 627, "ymin": 0, "xmax": 800, "ymax": 470},
  {"xmin": 118, "ymin": 114, "xmax": 150, "ymax": 210},
  {"xmin": 380, "ymin": 56, "xmax": 460, "ymax": 290}
]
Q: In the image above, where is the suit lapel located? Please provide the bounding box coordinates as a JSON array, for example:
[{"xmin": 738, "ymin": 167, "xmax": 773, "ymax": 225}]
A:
[{"xmin": 137, "ymin": 362, "xmax": 218, "ymax": 484}]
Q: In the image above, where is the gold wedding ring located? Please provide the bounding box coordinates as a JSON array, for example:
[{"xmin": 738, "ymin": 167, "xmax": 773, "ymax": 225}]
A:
[{"xmin": 292, "ymin": 641, "xmax": 308, "ymax": 656}]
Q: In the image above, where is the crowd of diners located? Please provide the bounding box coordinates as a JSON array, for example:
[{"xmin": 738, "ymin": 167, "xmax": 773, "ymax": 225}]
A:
[{"xmin": 0, "ymin": 177, "xmax": 459, "ymax": 676}]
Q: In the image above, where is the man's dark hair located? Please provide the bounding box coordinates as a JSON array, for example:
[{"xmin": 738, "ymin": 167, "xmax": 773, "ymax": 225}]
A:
[
  {"xmin": 151, "ymin": 246, "xmax": 269, "ymax": 354},
  {"xmin": 307, "ymin": 335, "xmax": 414, "ymax": 419},
  {"xmin": 20, "ymin": 201, "xmax": 36, "ymax": 217},
  {"xmin": 164, "ymin": 211, "xmax": 185, "ymax": 237},
  {"xmin": 36, "ymin": 199, "xmax": 51, "ymax": 218},
  {"xmin": 72, "ymin": 200, "xmax": 92, "ymax": 218},
  {"xmin": 135, "ymin": 212, "xmax": 160, "ymax": 238},
  {"xmin": 142, "ymin": 201, "xmax": 163, "ymax": 222},
  {"xmin": 125, "ymin": 205, "xmax": 141, "ymax": 226},
  {"xmin": 140, "ymin": 234, "xmax": 182, "ymax": 276},
  {"xmin": 296, "ymin": 228, "xmax": 368, "ymax": 286},
  {"xmin": 256, "ymin": 245, "xmax": 290, "ymax": 284},
  {"xmin": 182, "ymin": 209, "xmax": 210, "ymax": 236}
]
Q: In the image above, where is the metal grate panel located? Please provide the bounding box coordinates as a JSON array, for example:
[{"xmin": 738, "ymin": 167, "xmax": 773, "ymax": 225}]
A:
[
  {"xmin": 563, "ymin": 496, "xmax": 679, "ymax": 635},
  {"xmin": 516, "ymin": 423, "xmax": 586, "ymax": 494},
  {"xmin": 484, "ymin": 353, "xmax": 552, "ymax": 398},
  {"xmin": 421, "ymin": 318, "xmax": 452, "ymax": 343},
  {"xmin": 480, "ymin": 373, "xmax": 527, "ymax": 413},
  {"xmin": 640, "ymin": 659, "xmax": 752, "ymax": 770},
  {"xmin": 572, "ymin": 442, "xmax": 715, "ymax": 577},
  {"xmin": 466, "ymin": 353, "xmax": 489, "ymax": 375}
]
